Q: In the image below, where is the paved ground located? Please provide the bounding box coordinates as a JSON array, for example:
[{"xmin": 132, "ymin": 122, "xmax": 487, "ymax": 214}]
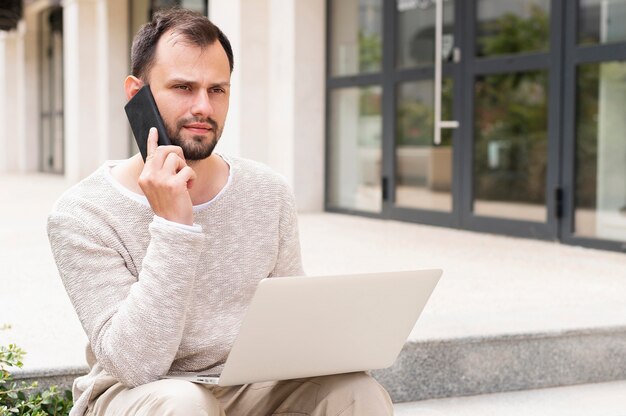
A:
[
  {"xmin": 393, "ymin": 380, "xmax": 626, "ymax": 415},
  {"xmin": 2, "ymin": 172, "xmax": 626, "ymax": 413}
]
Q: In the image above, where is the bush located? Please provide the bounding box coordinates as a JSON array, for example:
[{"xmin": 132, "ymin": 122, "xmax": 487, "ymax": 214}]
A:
[{"xmin": 0, "ymin": 343, "xmax": 73, "ymax": 416}]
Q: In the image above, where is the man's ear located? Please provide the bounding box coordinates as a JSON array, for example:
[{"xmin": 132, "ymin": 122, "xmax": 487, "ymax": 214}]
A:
[{"xmin": 124, "ymin": 75, "xmax": 144, "ymax": 100}]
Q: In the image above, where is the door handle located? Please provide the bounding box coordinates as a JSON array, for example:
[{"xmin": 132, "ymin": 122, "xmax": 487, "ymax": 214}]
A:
[{"xmin": 434, "ymin": 0, "xmax": 459, "ymax": 145}]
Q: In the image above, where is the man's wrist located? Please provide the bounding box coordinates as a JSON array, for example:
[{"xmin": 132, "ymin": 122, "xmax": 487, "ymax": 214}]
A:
[{"xmin": 152, "ymin": 215, "xmax": 202, "ymax": 233}]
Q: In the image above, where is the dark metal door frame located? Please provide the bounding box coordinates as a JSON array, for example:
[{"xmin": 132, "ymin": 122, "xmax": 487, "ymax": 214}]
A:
[{"xmin": 382, "ymin": 0, "xmax": 463, "ymax": 229}]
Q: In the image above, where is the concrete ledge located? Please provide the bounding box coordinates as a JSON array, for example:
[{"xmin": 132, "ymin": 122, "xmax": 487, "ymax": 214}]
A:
[
  {"xmin": 11, "ymin": 326, "xmax": 626, "ymax": 402},
  {"xmin": 11, "ymin": 366, "xmax": 88, "ymax": 391},
  {"xmin": 372, "ymin": 326, "xmax": 626, "ymax": 402}
]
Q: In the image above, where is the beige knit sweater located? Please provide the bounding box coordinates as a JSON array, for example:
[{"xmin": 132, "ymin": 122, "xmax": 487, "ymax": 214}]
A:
[{"xmin": 47, "ymin": 156, "xmax": 304, "ymax": 416}]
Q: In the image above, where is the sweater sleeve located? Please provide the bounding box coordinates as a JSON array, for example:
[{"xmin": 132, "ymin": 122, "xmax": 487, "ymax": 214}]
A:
[
  {"xmin": 47, "ymin": 212, "xmax": 205, "ymax": 387},
  {"xmin": 270, "ymin": 186, "xmax": 305, "ymax": 278}
]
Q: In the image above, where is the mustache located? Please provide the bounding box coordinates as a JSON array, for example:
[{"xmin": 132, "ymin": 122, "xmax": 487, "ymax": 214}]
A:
[{"xmin": 176, "ymin": 117, "xmax": 218, "ymax": 131}]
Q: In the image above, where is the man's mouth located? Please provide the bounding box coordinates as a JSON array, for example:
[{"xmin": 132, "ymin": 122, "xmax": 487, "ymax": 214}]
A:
[{"xmin": 183, "ymin": 123, "xmax": 213, "ymax": 134}]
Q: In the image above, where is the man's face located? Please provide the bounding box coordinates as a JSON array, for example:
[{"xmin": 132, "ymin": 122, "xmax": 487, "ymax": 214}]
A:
[{"xmin": 147, "ymin": 31, "xmax": 231, "ymax": 161}]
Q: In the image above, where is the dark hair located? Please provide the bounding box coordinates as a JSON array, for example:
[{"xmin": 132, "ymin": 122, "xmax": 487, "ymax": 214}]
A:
[{"xmin": 131, "ymin": 8, "xmax": 234, "ymax": 81}]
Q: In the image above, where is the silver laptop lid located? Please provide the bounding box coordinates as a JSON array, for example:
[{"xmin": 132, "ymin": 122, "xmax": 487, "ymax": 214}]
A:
[{"xmin": 218, "ymin": 269, "xmax": 441, "ymax": 386}]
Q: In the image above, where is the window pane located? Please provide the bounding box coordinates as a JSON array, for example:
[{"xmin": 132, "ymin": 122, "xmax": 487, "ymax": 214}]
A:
[
  {"xmin": 579, "ymin": 0, "xmax": 626, "ymax": 45},
  {"xmin": 395, "ymin": 78, "xmax": 453, "ymax": 211},
  {"xmin": 476, "ymin": 0, "xmax": 550, "ymax": 57},
  {"xmin": 473, "ymin": 71, "xmax": 548, "ymax": 222},
  {"xmin": 396, "ymin": 0, "xmax": 455, "ymax": 69},
  {"xmin": 330, "ymin": 0, "xmax": 383, "ymax": 76},
  {"xmin": 179, "ymin": 0, "xmax": 207, "ymax": 15},
  {"xmin": 328, "ymin": 87, "xmax": 383, "ymax": 213},
  {"xmin": 151, "ymin": 0, "xmax": 206, "ymax": 14},
  {"xmin": 575, "ymin": 61, "xmax": 626, "ymax": 242}
]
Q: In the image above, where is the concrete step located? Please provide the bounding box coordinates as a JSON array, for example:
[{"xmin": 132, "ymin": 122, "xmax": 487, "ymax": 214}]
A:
[
  {"xmin": 393, "ymin": 380, "xmax": 626, "ymax": 415},
  {"xmin": 373, "ymin": 325, "xmax": 626, "ymax": 402},
  {"xmin": 11, "ymin": 366, "xmax": 88, "ymax": 392},
  {"xmin": 13, "ymin": 325, "xmax": 626, "ymax": 407}
]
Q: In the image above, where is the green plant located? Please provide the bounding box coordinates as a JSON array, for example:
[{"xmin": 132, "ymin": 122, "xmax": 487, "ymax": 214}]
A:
[{"xmin": 0, "ymin": 344, "xmax": 73, "ymax": 416}]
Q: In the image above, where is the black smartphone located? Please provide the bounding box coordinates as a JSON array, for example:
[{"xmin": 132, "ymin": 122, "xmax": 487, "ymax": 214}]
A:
[{"xmin": 124, "ymin": 85, "xmax": 172, "ymax": 161}]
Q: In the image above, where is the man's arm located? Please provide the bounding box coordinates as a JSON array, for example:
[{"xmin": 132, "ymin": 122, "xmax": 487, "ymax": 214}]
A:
[
  {"xmin": 48, "ymin": 129, "xmax": 201, "ymax": 387},
  {"xmin": 47, "ymin": 211, "xmax": 204, "ymax": 387},
  {"xmin": 270, "ymin": 185, "xmax": 305, "ymax": 278}
]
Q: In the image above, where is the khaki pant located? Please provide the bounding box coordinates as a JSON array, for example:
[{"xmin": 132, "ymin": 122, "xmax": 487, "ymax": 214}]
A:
[{"xmin": 87, "ymin": 372, "xmax": 393, "ymax": 416}]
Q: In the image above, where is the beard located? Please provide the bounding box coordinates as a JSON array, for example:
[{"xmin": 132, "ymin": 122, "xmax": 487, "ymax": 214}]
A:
[{"xmin": 165, "ymin": 116, "xmax": 222, "ymax": 161}]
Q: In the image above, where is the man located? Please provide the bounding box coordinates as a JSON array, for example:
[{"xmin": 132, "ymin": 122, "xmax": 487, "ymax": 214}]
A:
[{"xmin": 48, "ymin": 8, "xmax": 393, "ymax": 416}]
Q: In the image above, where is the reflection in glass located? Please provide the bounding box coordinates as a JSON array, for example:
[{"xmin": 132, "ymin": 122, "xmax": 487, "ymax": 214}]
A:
[
  {"xmin": 40, "ymin": 7, "xmax": 64, "ymax": 174},
  {"xmin": 328, "ymin": 87, "xmax": 383, "ymax": 213},
  {"xmin": 473, "ymin": 71, "xmax": 548, "ymax": 221},
  {"xmin": 151, "ymin": 0, "xmax": 207, "ymax": 15},
  {"xmin": 331, "ymin": 0, "xmax": 383, "ymax": 76},
  {"xmin": 579, "ymin": 0, "xmax": 626, "ymax": 45},
  {"xmin": 396, "ymin": 0, "xmax": 454, "ymax": 69},
  {"xmin": 476, "ymin": 0, "xmax": 550, "ymax": 57},
  {"xmin": 395, "ymin": 79, "xmax": 453, "ymax": 211},
  {"xmin": 575, "ymin": 61, "xmax": 626, "ymax": 242}
]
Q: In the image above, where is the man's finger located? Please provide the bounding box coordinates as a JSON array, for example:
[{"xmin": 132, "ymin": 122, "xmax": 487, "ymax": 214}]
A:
[
  {"xmin": 158, "ymin": 145, "xmax": 185, "ymax": 162},
  {"xmin": 177, "ymin": 166, "xmax": 197, "ymax": 190},
  {"xmin": 146, "ymin": 127, "xmax": 158, "ymax": 160},
  {"xmin": 163, "ymin": 151, "xmax": 187, "ymax": 174}
]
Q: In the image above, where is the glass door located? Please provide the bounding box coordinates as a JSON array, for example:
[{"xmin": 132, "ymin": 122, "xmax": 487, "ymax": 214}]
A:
[
  {"xmin": 385, "ymin": 0, "xmax": 462, "ymax": 227},
  {"xmin": 325, "ymin": 0, "xmax": 463, "ymax": 226},
  {"xmin": 459, "ymin": 0, "xmax": 563, "ymax": 239},
  {"xmin": 326, "ymin": 0, "xmax": 385, "ymax": 215},
  {"xmin": 326, "ymin": 0, "xmax": 626, "ymax": 251},
  {"xmin": 561, "ymin": 0, "xmax": 626, "ymax": 251}
]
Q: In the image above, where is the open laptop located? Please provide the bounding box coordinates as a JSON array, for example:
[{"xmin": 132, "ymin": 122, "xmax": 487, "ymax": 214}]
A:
[{"xmin": 164, "ymin": 269, "xmax": 441, "ymax": 386}]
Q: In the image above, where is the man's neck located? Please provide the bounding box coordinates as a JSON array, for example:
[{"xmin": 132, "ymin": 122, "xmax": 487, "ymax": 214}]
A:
[
  {"xmin": 186, "ymin": 154, "xmax": 230, "ymax": 205},
  {"xmin": 111, "ymin": 153, "xmax": 230, "ymax": 206}
]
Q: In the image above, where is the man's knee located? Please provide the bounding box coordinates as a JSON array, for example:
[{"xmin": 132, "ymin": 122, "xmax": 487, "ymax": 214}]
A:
[
  {"xmin": 140, "ymin": 379, "xmax": 223, "ymax": 416},
  {"xmin": 314, "ymin": 372, "xmax": 393, "ymax": 415}
]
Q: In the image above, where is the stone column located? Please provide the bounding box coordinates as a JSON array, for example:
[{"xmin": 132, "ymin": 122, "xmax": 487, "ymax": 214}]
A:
[
  {"xmin": 210, "ymin": 0, "xmax": 325, "ymax": 212},
  {"xmin": 62, "ymin": 0, "xmax": 102, "ymax": 182},
  {"xmin": 0, "ymin": 24, "xmax": 24, "ymax": 172},
  {"xmin": 21, "ymin": 7, "xmax": 40, "ymax": 172},
  {"xmin": 209, "ymin": 0, "xmax": 244, "ymax": 158},
  {"xmin": 267, "ymin": 0, "xmax": 325, "ymax": 211},
  {"xmin": 97, "ymin": 0, "xmax": 130, "ymax": 162}
]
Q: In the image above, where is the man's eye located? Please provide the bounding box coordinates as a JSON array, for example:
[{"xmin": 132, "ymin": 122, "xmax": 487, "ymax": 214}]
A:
[
  {"xmin": 175, "ymin": 85, "xmax": 190, "ymax": 91},
  {"xmin": 210, "ymin": 88, "xmax": 225, "ymax": 94}
]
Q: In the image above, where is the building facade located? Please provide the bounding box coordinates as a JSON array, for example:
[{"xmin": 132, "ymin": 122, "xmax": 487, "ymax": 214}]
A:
[
  {"xmin": 1, "ymin": 0, "xmax": 625, "ymax": 252},
  {"xmin": 326, "ymin": 0, "xmax": 626, "ymax": 252}
]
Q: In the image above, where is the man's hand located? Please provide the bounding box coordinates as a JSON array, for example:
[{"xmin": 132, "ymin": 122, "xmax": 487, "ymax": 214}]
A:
[{"xmin": 138, "ymin": 128, "xmax": 197, "ymax": 226}]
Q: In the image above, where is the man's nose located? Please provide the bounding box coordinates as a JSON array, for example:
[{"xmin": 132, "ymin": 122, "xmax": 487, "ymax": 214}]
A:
[{"xmin": 190, "ymin": 90, "xmax": 214, "ymax": 118}]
